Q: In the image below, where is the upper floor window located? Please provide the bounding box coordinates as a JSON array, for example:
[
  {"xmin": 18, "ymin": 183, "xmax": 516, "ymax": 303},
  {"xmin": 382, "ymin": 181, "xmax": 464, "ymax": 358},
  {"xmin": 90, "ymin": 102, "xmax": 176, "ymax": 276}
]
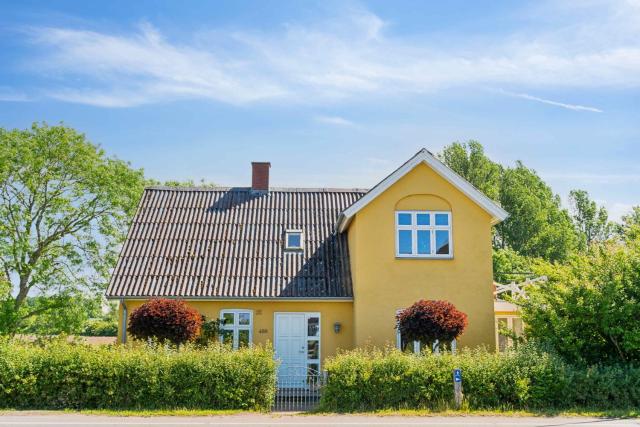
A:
[
  {"xmin": 285, "ymin": 229, "xmax": 304, "ymax": 251},
  {"xmin": 220, "ymin": 309, "xmax": 253, "ymax": 349},
  {"xmin": 395, "ymin": 211, "xmax": 452, "ymax": 258}
]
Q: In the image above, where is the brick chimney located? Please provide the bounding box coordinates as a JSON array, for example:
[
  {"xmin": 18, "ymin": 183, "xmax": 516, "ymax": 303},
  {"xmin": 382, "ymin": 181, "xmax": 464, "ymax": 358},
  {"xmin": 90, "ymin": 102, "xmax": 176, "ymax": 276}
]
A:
[{"xmin": 251, "ymin": 162, "xmax": 271, "ymax": 192}]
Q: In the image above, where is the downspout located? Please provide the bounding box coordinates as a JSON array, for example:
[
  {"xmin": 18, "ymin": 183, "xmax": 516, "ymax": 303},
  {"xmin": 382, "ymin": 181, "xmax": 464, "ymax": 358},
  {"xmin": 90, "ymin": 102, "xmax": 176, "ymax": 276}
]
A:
[{"xmin": 120, "ymin": 298, "xmax": 128, "ymax": 344}]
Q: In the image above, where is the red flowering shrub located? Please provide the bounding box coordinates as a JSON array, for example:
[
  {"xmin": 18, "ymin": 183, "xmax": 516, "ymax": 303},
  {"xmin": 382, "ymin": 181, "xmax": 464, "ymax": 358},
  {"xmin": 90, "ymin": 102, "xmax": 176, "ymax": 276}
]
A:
[
  {"xmin": 128, "ymin": 298, "xmax": 202, "ymax": 345},
  {"xmin": 397, "ymin": 300, "xmax": 468, "ymax": 349}
]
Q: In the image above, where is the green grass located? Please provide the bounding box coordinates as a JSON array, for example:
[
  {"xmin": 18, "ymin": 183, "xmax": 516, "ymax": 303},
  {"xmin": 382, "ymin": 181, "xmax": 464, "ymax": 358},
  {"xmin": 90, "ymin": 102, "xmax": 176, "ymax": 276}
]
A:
[
  {"xmin": 1, "ymin": 407, "xmax": 637, "ymax": 418},
  {"xmin": 310, "ymin": 407, "xmax": 640, "ymax": 418}
]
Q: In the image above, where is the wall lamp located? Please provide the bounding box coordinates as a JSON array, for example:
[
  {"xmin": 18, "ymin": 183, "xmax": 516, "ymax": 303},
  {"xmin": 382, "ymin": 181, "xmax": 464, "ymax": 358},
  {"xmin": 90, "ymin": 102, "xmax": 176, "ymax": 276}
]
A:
[{"xmin": 333, "ymin": 322, "xmax": 342, "ymax": 334}]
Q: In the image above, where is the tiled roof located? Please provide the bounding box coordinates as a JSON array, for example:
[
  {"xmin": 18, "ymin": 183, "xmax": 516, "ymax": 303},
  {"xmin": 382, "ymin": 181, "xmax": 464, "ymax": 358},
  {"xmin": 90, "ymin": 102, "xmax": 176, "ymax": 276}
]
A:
[{"xmin": 106, "ymin": 186, "xmax": 367, "ymax": 299}]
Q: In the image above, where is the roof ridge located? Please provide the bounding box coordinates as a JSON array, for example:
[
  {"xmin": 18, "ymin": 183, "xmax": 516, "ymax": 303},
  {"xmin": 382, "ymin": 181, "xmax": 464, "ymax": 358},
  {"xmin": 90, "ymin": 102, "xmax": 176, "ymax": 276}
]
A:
[{"xmin": 145, "ymin": 186, "xmax": 370, "ymax": 193}]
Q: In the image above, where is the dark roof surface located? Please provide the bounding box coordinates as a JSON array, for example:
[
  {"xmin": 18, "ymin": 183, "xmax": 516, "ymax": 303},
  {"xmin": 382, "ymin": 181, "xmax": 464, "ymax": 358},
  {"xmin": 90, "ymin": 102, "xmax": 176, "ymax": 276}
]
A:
[{"xmin": 106, "ymin": 187, "xmax": 367, "ymax": 299}]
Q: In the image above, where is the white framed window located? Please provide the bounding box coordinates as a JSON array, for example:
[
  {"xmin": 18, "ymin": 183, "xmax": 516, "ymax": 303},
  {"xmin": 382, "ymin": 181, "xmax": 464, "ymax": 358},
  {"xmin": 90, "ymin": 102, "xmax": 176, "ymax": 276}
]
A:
[
  {"xmin": 395, "ymin": 211, "xmax": 452, "ymax": 258},
  {"xmin": 220, "ymin": 309, "xmax": 253, "ymax": 349},
  {"xmin": 285, "ymin": 229, "xmax": 304, "ymax": 251}
]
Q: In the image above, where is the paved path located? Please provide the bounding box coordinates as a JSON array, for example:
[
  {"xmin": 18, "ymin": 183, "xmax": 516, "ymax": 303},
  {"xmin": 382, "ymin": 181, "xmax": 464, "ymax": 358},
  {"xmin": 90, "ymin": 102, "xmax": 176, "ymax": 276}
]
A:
[{"xmin": 0, "ymin": 413, "xmax": 638, "ymax": 427}]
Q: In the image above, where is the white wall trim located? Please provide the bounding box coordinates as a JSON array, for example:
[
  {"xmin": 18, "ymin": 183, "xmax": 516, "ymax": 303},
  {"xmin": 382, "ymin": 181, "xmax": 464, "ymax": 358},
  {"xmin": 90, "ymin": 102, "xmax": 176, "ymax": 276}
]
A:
[{"xmin": 337, "ymin": 149, "xmax": 509, "ymax": 232}]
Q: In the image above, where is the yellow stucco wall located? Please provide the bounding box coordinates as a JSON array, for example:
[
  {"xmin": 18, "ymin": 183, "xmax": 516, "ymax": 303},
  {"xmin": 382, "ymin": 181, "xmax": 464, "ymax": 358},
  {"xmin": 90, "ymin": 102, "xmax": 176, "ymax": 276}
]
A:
[
  {"xmin": 348, "ymin": 162, "xmax": 496, "ymax": 349},
  {"xmin": 118, "ymin": 299, "xmax": 353, "ymax": 364}
]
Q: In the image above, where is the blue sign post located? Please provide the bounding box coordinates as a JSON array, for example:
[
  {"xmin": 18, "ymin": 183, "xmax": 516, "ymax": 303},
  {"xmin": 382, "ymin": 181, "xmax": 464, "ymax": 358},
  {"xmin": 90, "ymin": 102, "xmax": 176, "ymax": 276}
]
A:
[{"xmin": 453, "ymin": 368, "xmax": 463, "ymax": 407}]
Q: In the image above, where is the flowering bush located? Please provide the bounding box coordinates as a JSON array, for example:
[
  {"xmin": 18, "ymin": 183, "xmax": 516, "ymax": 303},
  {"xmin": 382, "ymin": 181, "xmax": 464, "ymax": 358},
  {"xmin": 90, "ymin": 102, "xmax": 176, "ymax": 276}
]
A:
[
  {"xmin": 128, "ymin": 298, "xmax": 202, "ymax": 345},
  {"xmin": 397, "ymin": 300, "xmax": 467, "ymax": 349}
]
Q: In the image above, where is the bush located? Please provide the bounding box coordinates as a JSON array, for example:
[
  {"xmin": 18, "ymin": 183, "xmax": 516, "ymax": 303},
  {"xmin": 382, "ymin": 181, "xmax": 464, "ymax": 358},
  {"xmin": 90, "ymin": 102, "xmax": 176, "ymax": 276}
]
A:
[
  {"xmin": 128, "ymin": 299, "xmax": 202, "ymax": 346},
  {"xmin": 397, "ymin": 300, "xmax": 467, "ymax": 349},
  {"xmin": 320, "ymin": 344, "xmax": 640, "ymax": 412},
  {"xmin": 0, "ymin": 339, "xmax": 276, "ymax": 410},
  {"xmin": 520, "ymin": 239, "xmax": 640, "ymax": 364},
  {"xmin": 81, "ymin": 319, "xmax": 117, "ymax": 336}
]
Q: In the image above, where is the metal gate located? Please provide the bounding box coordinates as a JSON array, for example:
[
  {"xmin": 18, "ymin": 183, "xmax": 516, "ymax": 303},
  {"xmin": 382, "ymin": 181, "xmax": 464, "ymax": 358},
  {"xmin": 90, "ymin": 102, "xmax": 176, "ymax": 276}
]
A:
[{"xmin": 272, "ymin": 368, "xmax": 326, "ymax": 411}]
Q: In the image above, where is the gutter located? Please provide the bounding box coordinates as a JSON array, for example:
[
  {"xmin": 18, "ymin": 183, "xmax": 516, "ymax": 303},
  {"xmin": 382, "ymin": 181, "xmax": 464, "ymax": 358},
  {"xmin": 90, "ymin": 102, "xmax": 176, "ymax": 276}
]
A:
[{"xmin": 120, "ymin": 298, "xmax": 128, "ymax": 344}]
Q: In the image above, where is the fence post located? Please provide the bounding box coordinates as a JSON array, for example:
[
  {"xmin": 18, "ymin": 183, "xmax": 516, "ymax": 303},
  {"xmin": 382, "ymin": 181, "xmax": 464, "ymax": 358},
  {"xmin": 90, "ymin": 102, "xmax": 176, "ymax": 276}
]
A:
[{"xmin": 453, "ymin": 368, "xmax": 463, "ymax": 408}]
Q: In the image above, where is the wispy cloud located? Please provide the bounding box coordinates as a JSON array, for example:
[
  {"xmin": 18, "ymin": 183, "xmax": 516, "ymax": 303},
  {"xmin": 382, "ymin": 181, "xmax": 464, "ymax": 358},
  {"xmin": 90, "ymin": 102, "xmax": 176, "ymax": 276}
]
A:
[
  {"xmin": 0, "ymin": 87, "xmax": 30, "ymax": 102},
  {"xmin": 542, "ymin": 172, "xmax": 640, "ymax": 184},
  {"xmin": 497, "ymin": 89, "xmax": 603, "ymax": 112},
  {"xmin": 314, "ymin": 115, "xmax": 355, "ymax": 126},
  {"xmin": 18, "ymin": 1, "xmax": 640, "ymax": 107}
]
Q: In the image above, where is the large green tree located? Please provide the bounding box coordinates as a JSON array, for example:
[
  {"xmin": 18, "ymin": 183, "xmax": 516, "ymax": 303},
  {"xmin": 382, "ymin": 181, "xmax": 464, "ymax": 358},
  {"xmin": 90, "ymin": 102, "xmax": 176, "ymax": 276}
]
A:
[
  {"xmin": 0, "ymin": 123, "xmax": 145, "ymax": 334},
  {"xmin": 499, "ymin": 163, "xmax": 578, "ymax": 261},
  {"xmin": 439, "ymin": 142, "xmax": 578, "ymax": 262},
  {"xmin": 568, "ymin": 189, "xmax": 611, "ymax": 249},
  {"xmin": 437, "ymin": 141, "xmax": 502, "ymax": 200}
]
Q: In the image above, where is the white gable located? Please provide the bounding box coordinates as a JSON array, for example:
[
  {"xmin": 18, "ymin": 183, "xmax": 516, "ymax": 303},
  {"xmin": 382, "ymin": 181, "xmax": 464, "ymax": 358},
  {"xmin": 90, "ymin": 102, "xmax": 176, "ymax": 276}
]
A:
[{"xmin": 337, "ymin": 148, "xmax": 509, "ymax": 232}]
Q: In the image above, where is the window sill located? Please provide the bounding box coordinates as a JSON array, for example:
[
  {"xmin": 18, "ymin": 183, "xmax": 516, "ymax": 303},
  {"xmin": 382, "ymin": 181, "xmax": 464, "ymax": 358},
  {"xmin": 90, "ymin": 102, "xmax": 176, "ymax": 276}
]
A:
[{"xmin": 395, "ymin": 255, "xmax": 454, "ymax": 260}]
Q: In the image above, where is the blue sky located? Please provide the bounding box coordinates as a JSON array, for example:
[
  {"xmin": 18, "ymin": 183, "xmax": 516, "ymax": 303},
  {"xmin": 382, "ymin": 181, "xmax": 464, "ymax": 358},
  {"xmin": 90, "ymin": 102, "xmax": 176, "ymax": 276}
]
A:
[{"xmin": 1, "ymin": 0, "xmax": 639, "ymax": 220}]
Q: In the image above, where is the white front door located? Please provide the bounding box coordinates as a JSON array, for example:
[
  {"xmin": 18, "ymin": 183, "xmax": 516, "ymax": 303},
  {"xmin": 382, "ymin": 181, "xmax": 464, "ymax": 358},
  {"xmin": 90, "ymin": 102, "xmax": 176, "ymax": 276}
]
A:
[{"xmin": 274, "ymin": 312, "xmax": 321, "ymax": 388}]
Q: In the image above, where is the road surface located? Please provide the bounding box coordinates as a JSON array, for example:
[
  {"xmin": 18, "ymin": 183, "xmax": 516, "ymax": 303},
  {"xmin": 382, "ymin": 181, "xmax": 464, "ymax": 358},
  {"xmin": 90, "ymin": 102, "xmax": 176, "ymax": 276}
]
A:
[{"xmin": 0, "ymin": 413, "xmax": 638, "ymax": 427}]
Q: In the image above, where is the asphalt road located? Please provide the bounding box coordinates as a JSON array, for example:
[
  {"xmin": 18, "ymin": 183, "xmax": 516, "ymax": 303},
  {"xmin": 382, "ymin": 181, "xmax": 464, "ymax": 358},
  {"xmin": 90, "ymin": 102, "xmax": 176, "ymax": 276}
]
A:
[{"xmin": 0, "ymin": 413, "xmax": 638, "ymax": 427}]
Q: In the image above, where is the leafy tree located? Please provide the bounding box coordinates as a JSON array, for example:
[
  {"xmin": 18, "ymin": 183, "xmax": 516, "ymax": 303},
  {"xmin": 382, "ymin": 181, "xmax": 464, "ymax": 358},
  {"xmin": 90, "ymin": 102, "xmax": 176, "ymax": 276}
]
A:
[
  {"xmin": 498, "ymin": 162, "xmax": 578, "ymax": 261},
  {"xmin": 568, "ymin": 189, "xmax": 611, "ymax": 248},
  {"xmin": 492, "ymin": 247, "xmax": 535, "ymax": 284},
  {"xmin": 438, "ymin": 141, "xmax": 502, "ymax": 200},
  {"xmin": 519, "ymin": 238, "xmax": 640, "ymax": 364},
  {"xmin": 0, "ymin": 123, "xmax": 146, "ymax": 335},
  {"xmin": 128, "ymin": 298, "xmax": 202, "ymax": 345},
  {"xmin": 396, "ymin": 300, "xmax": 467, "ymax": 351},
  {"xmin": 619, "ymin": 206, "xmax": 640, "ymax": 241},
  {"xmin": 439, "ymin": 142, "xmax": 579, "ymax": 262},
  {"xmin": 20, "ymin": 294, "xmax": 102, "ymax": 335}
]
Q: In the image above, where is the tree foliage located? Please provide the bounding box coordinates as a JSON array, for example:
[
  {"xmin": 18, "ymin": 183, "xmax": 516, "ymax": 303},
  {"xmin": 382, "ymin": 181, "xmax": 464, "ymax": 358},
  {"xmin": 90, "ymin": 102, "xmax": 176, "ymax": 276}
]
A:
[
  {"xmin": 396, "ymin": 300, "xmax": 467, "ymax": 350},
  {"xmin": 0, "ymin": 123, "xmax": 146, "ymax": 334},
  {"xmin": 128, "ymin": 298, "xmax": 203, "ymax": 345},
  {"xmin": 498, "ymin": 163, "xmax": 578, "ymax": 261},
  {"xmin": 439, "ymin": 141, "xmax": 579, "ymax": 262},
  {"xmin": 569, "ymin": 189, "xmax": 611, "ymax": 248}
]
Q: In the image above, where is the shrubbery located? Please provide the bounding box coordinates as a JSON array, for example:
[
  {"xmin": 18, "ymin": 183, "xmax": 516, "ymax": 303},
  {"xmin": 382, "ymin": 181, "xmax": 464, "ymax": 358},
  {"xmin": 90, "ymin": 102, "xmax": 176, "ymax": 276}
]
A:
[
  {"xmin": 0, "ymin": 339, "xmax": 276, "ymax": 410},
  {"xmin": 397, "ymin": 300, "xmax": 467, "ymax": 350},
  {"xmin": 128, "ymin": 299, "xmax": 202, "ymax": 345},
  {"xmin": 320, "ymin": 344, "xmax": 640, "ymax": 411}
]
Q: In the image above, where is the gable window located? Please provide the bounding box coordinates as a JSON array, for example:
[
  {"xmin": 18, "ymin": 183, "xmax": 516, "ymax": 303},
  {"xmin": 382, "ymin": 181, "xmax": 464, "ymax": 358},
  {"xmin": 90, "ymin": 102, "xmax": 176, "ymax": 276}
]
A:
[
  {"xmin": 396, "ymin": 211, "xmax": 452, "ymax": 258},
  {"xmin": 285, "ymin": 229, "xmax": 304, "ymax": 250},
  {"xmin": 220, "ymin": 309, "xmax": 253, "ymax": 349}
]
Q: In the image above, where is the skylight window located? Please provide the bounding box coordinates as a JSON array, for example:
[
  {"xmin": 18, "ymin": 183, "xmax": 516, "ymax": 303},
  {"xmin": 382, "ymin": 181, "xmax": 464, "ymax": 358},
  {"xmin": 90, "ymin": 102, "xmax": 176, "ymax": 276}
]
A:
[{"xmin": 285, "ymin": 230, "xmax": 304, "ymax": 251}]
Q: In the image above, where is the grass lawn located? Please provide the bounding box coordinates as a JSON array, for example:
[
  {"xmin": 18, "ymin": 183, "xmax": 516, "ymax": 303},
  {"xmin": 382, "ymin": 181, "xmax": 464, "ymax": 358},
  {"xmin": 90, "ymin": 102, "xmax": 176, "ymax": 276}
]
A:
[{"xmin": 0, "ymin": 408, "xmax": 637, "ymax": 418}]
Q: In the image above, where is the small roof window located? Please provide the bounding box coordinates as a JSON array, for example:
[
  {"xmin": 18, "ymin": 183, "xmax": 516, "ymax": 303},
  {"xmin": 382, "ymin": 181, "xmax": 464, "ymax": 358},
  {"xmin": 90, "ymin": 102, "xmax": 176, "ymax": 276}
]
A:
[{"xmin": 285, "ymin": 230, "xmax": 304, "ymax": 251}]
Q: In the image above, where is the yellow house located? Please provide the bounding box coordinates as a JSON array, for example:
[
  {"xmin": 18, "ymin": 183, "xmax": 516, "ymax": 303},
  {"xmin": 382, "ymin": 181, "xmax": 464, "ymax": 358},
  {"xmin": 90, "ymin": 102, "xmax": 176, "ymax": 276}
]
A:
[{"xmin": 107, "ymin": 149, "xmax": 508, "ymax": 381}]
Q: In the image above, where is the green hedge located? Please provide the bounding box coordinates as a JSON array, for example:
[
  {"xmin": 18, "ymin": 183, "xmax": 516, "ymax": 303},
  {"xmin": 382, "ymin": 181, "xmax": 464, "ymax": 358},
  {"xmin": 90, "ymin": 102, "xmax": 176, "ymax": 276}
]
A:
[
  {"xmin": 0, "ymin": 339, "xmax": 276, "ymax": 410},
  {"xmin": 320, "ymin": 345, "xmax": 640, "ymax": 411}
]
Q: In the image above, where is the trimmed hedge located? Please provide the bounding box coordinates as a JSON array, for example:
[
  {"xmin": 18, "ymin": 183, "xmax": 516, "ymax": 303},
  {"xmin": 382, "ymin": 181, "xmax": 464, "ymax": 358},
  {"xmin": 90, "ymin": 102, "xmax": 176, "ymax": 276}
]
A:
[
  {"xmin": 320, "ymin": 345, "xmax": 640, "ymax": 411},
  {"xmin": 0, "ymin": 339, "xmax": 276, "ymax": 410}
]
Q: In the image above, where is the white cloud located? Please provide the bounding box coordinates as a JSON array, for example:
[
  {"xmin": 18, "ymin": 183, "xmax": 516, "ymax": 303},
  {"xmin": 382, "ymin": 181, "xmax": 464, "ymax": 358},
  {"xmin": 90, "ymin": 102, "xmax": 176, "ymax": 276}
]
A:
[
  {"xmin": 20, "ymin": 1, "xmax": 640, "ymax": 107},
  {"xmin": 542, "ymin": 172, "xmax": 640, "ymax": 184},
  {"xmin": 496, "ymin": 89, "xmax": 603, "ymax": 112},
  {"xmin": 0, "ymin": 87, "xmax": 30, "ymax": 102},
  {"xmin": 314, "ymin": 115, "xmax": 355, "ymax": 126}
]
